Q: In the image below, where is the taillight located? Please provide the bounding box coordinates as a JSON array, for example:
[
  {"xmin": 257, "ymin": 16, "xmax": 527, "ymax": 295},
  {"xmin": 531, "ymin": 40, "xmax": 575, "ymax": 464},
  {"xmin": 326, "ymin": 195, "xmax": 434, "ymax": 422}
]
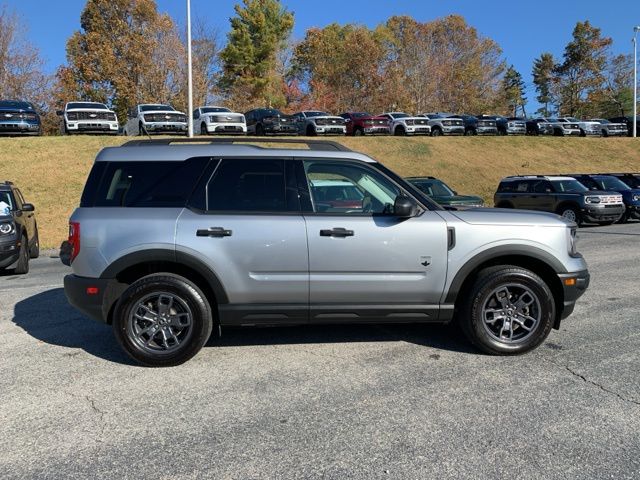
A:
[{"xmin": 68, "ymin": 221, "xmax": 80, "ymax": 263}]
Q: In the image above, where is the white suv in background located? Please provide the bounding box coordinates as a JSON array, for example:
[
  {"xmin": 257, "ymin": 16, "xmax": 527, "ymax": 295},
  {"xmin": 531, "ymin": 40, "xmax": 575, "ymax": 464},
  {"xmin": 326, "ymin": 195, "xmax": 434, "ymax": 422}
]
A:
[
  {"xmin": 57, "ymin": 102, "xmax": 119, "ymax": 135},
  {"xmin": 380, "ymin": 112, "xmax": 431, "ymax": 136},
  {"xmin": 124, "ymin": 104, "xmax": 187, "ymax": 136},
  {"xmin": 193, "ymin": 106, "xmax": 246, "ymax": 135}
]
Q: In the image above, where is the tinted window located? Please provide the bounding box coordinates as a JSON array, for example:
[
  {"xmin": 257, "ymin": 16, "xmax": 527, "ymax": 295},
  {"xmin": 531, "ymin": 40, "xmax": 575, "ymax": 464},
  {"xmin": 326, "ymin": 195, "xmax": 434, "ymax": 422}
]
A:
[
  {"xmin": 594, "ymin": 176, "xmax": 631, "ymax": 191},
  {"xmin": 0, "ymin": 101, "xmax": 34, "ymax": 110},
  {"xmin": 0, "ymin": 191, "xmax": 14, "ymax": 212},
  {"xmin": 410, "ymin": 180, "xmax": 454, "ymax": 197},
  {"xmin": 201, "ymin": 107, "xmax": 231, "ymax": 114},
  {"xmin": 94, "ymin": 159, "xmax": 208, "ymax": 207},
  {"xmin": 552, "ymin": 180, "xmax": 588, "ymax": 193},
  {"xmin": 532, "ymin": 181, "xmax": 553, "ymax": 193},
  {"xmin": 140, "ymin": 105, "xmax": 174, "ymax": 112},
  {"xmin": 206, "ymin": 159, "xmax": 294, "ymax": 212},
  {"xmin": 68, "ymin": 102, "xmax": 108, "ymax": 110}
]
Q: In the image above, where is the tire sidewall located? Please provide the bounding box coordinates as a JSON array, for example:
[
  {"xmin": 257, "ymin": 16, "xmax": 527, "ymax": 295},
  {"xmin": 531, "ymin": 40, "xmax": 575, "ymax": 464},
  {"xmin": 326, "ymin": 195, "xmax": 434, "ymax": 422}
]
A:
[
  {"xmin": 113, "ymin": 274, "xmax": 213, "ymax": 367},
  {"xmin": 465, "ymin": 268, "xmax": 555, "ymax": 354}
]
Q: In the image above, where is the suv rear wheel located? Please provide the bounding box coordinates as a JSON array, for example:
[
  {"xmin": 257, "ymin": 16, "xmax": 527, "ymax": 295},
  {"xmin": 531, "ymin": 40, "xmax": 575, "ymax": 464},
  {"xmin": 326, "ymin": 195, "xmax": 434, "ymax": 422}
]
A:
[
  {"xmin": 558, "ymin": 206, "xmax": 581, "ymax": 225},
  {"xmin": 431, "ymin": 127, "xmax": 442, "ymax": 137},
  {"xmin": 113, "ymin": 273, "xmax": 213, "ymax": 367},
  {"xmin": 460, "ymin": 266, "xmax": 555, "ymax": 355}
]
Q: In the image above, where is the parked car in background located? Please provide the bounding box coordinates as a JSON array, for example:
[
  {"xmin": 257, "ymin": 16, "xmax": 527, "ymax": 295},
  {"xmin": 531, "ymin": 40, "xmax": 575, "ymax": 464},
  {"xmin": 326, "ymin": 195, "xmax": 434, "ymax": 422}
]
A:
[
  {"xmin": 293, "ymin": 111, "xmax": 346, "ymax": 136},
  {"xmin": 124, "ymin": 104, "xmax": 187, "ymax": 136},
  {"xmin": 559, "ymin": 117, "xmax": 602, "ymax": 137},
  {"xmin": 57, "ymin": 102, "xmax": 118, "ymax": 136},
  {"xmin": 566, "ymin": 174, "xmax": 640, "ymax": 223},
  {"xmin": 308, "ymin": 179, "xmax": 365, "ymax": 211},
  {"xmin": 0, "ymin": 181, "xmax": 39, "ymax": 274},
  {"xmin": 451, "ymin": 114, "xmax": 498, "ymax": 136},
  {"xmin": 244, "ymin": 108, "xmax": 298, "ymax": 136},
  {"xmin": 526, "ymin": 118, "xmax": 554, "ymax": 136},
  {"xmin": 62, "ymin": 137, "xmax": 589, "ymax": 366},
  {"xmin": 194, "ymin": 106, "xmax": 246, "ymax": 135},
  {"xmin": 547, "ymin": 118, "xmax": 581, "ymax": 136},
  {"xmin": 477, "ymin": 115, "xmax": 526, "ymax": 135},
  {"xmin": 494, "ymin": 175, "xmax": 624, "ymax": 225},
  {"xmin": 418, "ymin": 113, "xmax": 465, "ymax": 136},
  {"xmin": 590, "ymin": 118, "xmax": 628, "ymax": 137},
  {"xmin": 608, "ymin": 116, "xmax": 639, "ymax": 137},
  {"xmin": 606, "ymin": 173, "xmax": 640, "ymax": 189},
  {"xmin": 339, "ymin": 112, "xmax": 390, "ymax": 136},
  {"xmin": 406, "ymin": 177, "xmax": 484, "ymax": 208},
  {"xmin": 380, "ymin": 112, "xmax": 431, "ymax": 136},
  {"xmin": 0, "ymin": 100, "xmax": 41, "ymax": 136}
]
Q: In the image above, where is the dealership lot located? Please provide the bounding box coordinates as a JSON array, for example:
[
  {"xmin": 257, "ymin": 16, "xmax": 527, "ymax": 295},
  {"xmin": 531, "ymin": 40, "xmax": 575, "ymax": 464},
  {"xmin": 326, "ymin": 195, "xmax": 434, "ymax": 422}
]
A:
[{"xmin": 1, "ymin": 223, "xmax": 639, "ymax": 479}]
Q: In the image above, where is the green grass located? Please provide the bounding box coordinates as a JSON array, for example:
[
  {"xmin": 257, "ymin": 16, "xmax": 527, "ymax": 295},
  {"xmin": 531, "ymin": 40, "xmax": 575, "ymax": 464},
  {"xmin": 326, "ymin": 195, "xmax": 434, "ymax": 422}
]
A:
[{"xmin": 0, "ymin": 135, "xmax": 638, "ymax": 248}]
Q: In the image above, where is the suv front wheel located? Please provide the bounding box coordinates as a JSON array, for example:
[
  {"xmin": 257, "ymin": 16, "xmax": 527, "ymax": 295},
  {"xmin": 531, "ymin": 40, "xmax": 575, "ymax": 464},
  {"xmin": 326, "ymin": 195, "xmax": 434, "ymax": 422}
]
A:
[
  {"xmin": 113, "ymin": 273, "xmax": 213, "ymax": 367},
  {"xmin": 460, "ymin": 266, "xmax": 555, "ymax": 355}
]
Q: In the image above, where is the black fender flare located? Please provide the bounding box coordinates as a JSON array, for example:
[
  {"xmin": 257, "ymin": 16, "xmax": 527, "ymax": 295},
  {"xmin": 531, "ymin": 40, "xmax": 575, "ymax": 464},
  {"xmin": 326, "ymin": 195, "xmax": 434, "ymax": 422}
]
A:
[
  {"xmin": 444, "ymin": 245, "xmax": 567, "ymax": 304},
  {"xmin": 100, "ymin": 248, "xmax": 229, "ymax": 304}
]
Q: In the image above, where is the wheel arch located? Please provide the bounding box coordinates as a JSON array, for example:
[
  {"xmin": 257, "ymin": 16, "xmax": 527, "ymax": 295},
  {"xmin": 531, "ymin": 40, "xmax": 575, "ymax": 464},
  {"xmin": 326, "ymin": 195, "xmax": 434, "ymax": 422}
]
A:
[
  {"xmin": 555, "ymin": 201, "xmax": 581, "ymax": 215},
  {"xmin": 445, "ymin": 248, "xmax": 565, "ymax": 328}
]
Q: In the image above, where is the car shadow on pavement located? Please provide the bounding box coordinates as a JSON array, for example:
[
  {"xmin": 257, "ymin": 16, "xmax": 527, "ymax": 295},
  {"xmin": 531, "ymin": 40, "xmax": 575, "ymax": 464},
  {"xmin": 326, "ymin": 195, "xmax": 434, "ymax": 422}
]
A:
[
  {"xmin": 13, "ymin": 288, "xmax": 476, "ymax": 365},
  {"xmin": 12, "ymin": 288, "xmax": 134, "ymax": 365}
]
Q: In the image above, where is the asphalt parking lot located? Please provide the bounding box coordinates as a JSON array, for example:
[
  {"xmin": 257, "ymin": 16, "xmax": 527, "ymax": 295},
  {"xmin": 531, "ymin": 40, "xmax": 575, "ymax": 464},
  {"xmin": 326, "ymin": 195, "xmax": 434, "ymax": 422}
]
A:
[{"xmin": 1, "ymin": 223, "xmax": 639, "ymax": 479}]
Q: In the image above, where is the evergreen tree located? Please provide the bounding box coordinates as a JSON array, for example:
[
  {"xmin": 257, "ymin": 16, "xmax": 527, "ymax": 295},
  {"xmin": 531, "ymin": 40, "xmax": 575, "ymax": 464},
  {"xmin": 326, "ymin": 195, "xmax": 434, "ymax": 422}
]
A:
[
  {"xmin": 532, "ymin": 53, "xmax": 555, "ymax": 117},
  {"xmin": 502, "ymin": 65, "xmax": 526, "ymax": 117}
]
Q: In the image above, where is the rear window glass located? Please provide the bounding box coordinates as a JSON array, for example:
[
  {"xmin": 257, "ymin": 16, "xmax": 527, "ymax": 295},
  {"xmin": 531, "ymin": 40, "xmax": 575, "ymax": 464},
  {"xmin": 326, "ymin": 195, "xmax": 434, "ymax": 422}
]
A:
[{"xmin": 93, "ymin": 159, "xmax": 209, "ymax": 207}]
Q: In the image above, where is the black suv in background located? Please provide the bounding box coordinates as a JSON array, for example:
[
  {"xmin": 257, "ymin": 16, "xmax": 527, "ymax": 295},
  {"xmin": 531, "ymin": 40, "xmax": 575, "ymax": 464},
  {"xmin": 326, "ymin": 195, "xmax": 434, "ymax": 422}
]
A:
[
  {"xmin": 0, "ymin": 100, "xmax": 41, "ymax": 136},
  {"xmin": 608, "ymin": 116, "xmax": 639, "ymax": 137},
  {"xmin": 494, "ymin": 175, "xmax": 625, "ymax": 225},
  {"xmin": 0, "ymin": 181, "xmax": 39, "ymax": 274},
  {"xmin": 406, "ymin": 177, "xmax": 484, "ymax": 208},
  {"xmin": 566, "ymin": 174, "xmax": 640, "ymax": 223},
  {"xmin": 451, "ymin": 114, "xmax": 498, "ymax": 136},
  {"xmin": 244, "ymin": 108, "xmax": 298, "ymax": 136},
  {"xmin": 525, "ymin": 118, "xmax": 554, "ymax": 136},
  {"xmin": 606, "ymin": 173, "xmax": 640, "ymax": 189}
]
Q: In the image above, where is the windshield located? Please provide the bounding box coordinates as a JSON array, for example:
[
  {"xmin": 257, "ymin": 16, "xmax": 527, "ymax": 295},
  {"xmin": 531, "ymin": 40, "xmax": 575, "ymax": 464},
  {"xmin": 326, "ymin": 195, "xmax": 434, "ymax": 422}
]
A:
[
  {"xmin": 391, "ymin": 113, "xmax": 409, "ymax": 119},
  {"xmin": 594, "ymin": 176, "xmax": 631, "ymax": 191},
  {"xmin": 410, "ymin": 180, "xmax": 454, "ymax": 197},
  {"xmin": 140, "ymin": 105, "xmax": 175, "ymax": 112},
  {"xmin": 351, "ymin": 112, "xmax": 372, "ymax": 118},
  {"xmin": 201, "ymin": 107, "xmax": 231, "ymax": 114},
  {"xmin": 0, "ymin": 191, "xmax": 13, "ymax": 214},
  {"xmin": 68, "ymin": 102, "xmax": 108, "ymax": 110},
  {"xmin": 552, "ymin": 180, "xmax": 588, "ymax": 193},
  {"xmin": 565, "ymin": 117, "xmax": 579, "ymax": 122},
  {"xmin": 304, "ymin": 111, "xmax": 328, "ymax": 117},
  {"xmin": 0, "ymin": 101, "xmax": 34, "ymax": 110},
  {"xmin": 592, "ymin": 119, "xmax": 608, "ymax": 124}
]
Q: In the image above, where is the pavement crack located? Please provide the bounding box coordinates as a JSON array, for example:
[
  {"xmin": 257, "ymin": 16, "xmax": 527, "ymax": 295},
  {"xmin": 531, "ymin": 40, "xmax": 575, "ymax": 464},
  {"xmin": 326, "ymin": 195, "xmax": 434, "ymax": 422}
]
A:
[
  {"xmin": 562, "ymin": 363, "xmax": 640, "ymax": 407},
  {"xmin": 84, "ymin": 395, "xmax": 107, "ymax": 442}
]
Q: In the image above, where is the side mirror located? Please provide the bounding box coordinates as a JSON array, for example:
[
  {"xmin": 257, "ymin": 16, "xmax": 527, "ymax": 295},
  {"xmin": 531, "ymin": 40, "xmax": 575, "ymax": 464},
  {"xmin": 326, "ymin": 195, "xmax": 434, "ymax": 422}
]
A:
[
  {"xmin": 56, "ymin": 110, "xmax": 64, "ymax": 116},
  {"xmin": 394, "ymin": 196, "xmax": 418, "ymax": 218},
  {"xmin": 452, "ymin": 190, "xmax": 458, "ymax": 195},
  {"xmin": 21, "ymin": 203, "xmax": 35, "ymax": 212},
  {"xmin": 344, "ymin": 118, "xmax": 351, "ymax": 123}
]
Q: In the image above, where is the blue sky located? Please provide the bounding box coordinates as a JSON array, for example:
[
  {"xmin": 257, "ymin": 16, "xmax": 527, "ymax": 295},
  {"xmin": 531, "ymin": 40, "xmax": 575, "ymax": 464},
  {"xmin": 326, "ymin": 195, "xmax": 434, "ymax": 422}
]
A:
[{"xmin": 5, "ymin": 0, "xmax": 640, "ymax": 112}]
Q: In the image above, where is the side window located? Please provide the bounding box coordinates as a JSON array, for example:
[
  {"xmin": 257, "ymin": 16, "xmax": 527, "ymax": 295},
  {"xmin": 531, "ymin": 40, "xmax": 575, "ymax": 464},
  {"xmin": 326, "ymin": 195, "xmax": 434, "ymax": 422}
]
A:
[
  {"xmin": 515, "ymin": 182, "xmax": 529, "ymax": 193},
  {"xmin": 532, "ymin": 181, "xmax": 553, "ymax": 193},
  {"xmin": 303, "ymin": 160, "xmax": 401, "ymax": 215},
  {"xmin": 95, "ymin": 158, "xmax": 209, "ymax": 207},
  {"xmin": 206, "ymin": 158, "xmax": 298, "ymax": 213},
  {"xmin": 193, "ymin": 110, "xmax": 200, "ymax": 120}
]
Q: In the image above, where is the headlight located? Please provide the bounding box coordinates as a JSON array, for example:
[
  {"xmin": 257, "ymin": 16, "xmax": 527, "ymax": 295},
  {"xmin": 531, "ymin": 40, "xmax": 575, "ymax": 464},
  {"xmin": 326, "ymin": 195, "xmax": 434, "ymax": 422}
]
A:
[
  {"xmin": 633, "ymin": 194, "xmax": 640, "ymax": 202},
  {"xmin": 585, "ymin": 196, "xmax": 601, "ymax": 204},
  {"xmin": 568, "ymin": 227, "xmax": 579, "ymax": 257},
  {"xmin": 0, "ymin": 222, "xmax": 15, "ymax": 235}
]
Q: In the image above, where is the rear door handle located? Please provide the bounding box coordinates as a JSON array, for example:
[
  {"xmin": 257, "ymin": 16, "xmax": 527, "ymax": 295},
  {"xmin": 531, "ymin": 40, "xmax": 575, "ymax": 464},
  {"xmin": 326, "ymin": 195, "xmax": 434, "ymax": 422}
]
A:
[
  {"xmin": 320, "ymin": 228, "xmax": 354, "ymax": 237},
  {"xmin": 197, "ymin": 227, "xmax": 232, "ymax": 238}
]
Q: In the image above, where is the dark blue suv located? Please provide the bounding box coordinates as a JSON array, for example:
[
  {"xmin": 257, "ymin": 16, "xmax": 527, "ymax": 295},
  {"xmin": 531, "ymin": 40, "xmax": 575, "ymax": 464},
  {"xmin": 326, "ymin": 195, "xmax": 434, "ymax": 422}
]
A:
[{"xmin": 568, "ymin": 174, "xmax": 640, "ymax": 223}]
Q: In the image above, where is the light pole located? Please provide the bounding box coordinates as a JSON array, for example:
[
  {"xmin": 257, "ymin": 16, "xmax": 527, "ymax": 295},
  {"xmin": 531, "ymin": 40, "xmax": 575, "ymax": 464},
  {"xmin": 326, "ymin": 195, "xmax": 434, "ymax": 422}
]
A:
[{"xmin": 187, "ymin": 0, "xmax": 194, "ymax": 138}]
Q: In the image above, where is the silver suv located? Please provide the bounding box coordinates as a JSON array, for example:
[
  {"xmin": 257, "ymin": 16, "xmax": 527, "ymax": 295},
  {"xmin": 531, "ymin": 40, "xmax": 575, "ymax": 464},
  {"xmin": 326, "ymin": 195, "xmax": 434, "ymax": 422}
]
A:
[{"xmin": 63, "ymin": 138, "xmax": 589, "ymax": 367}]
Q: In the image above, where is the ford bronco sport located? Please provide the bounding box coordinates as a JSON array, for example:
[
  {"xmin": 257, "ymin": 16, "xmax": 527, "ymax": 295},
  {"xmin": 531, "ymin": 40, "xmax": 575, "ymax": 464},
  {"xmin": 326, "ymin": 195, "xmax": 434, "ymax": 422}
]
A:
[{"xmin": 63, "ymin": 139, "xmax": 589, "ymax": 367}]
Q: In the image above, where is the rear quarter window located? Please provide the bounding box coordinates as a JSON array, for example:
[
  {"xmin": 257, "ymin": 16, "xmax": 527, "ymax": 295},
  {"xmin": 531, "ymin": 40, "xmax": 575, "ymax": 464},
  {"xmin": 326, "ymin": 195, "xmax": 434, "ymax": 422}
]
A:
[{"xmin": 92, "ymin": 158, "xmax": 209, "ymax": 207}]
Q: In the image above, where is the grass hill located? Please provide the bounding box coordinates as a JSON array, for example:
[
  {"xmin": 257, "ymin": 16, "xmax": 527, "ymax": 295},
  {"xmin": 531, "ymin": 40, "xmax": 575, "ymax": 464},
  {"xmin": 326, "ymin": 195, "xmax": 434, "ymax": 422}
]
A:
[{"xmin": 0, "ymin": 135, "xmax": 638, "ymax": 248}]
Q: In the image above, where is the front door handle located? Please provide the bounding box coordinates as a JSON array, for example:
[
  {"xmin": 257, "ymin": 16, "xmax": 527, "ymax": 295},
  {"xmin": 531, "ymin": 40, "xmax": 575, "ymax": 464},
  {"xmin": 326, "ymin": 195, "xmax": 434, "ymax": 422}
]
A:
[
  {"xmin": 197, "ymin": 227, "xmax": 232, "ymax": 238},
  {"xmin": 320, "ymin": 228, "xmax": 354, "ymax": 237}
]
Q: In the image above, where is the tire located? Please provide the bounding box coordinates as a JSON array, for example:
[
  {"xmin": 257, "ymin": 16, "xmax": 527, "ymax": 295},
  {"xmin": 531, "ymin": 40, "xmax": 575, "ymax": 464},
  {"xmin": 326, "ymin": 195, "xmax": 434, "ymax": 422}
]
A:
[
  {"xmin": 306, "ymin": 125, "xmax": 317, "ymax": 136},
  {"xmin": 602, "ymin": 129, "xmax": 608, "ymax": 138},
  {"xmin": 394, "ymin": 126, "xmax": 406, "ymax": 136},
  {"xmin": 616, "ymin": 211, "xmax": 628, "ymax": 224},
  {"xmin": 498, "ymin": 129, "xmax": 507, "ymax": 136},
  {"xmin": 201, "ymin": 122, "xmax": 208, "ymax": 136},
  {"xmin": 431, "ymin": 127, "xmax": 442, "ymax": 137},
  {"xmin": 113, "ymin": 273, "xmax": 213, "ymax": 367},
  {"xmin": 138, "ymin": 122, "xmax": 145, "ymax": 136},
  {"xmin": 579, "ymin": 129, "xmax": 586, "ymax": 137},
  {"xmin": 29, "ymin": 225, "xmax": 40, "ymax": 259},
  {"xmin": 464, "ymin": 128, "xmax": 475, "ymax": 136},
  {"xmin": 14, "ymin": 234, "xmax": 29, "ymax": 275},
  {"xmin": 558, "ymin": 205, "xmax": 582, "ymax": 225},
  {"xmin": 255, "ymin": 124, "xmax": 265, "ymax": 136},
  {"xmin": 459, "ymin": 266, "xmax": 555, "ymax": 355},
  {"xmin": 353, "ymin": 128, "xmax": 364, "ymax": 137}
]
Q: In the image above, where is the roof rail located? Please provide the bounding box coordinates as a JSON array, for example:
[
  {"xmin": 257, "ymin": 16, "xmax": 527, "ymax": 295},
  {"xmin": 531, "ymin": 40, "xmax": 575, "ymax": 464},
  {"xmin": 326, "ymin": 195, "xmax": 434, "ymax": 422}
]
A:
[{"xmin": 121, "ymin": 137, "xmax": 352, "ymax": 152}]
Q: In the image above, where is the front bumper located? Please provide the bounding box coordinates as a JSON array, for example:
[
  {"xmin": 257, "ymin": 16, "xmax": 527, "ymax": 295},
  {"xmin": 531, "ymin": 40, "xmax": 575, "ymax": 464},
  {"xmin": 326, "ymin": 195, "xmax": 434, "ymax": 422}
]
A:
[
  {"xmin": 363, "ymin": 126, "xmax": 390, "ymax": 135},
  {"xmin": 66, "ymin": 120, "xmax": 119, "ymax": 134},
  {"xmin": 266, "ymin": 124, "xmax": 298, "ymax": 135},
  {"xmin": 406, "ymin": 126, "xmax": 431, "ymax": 135},
  {"xmin": 0, "ymin": 235, "xmax": 20, "ymax": 268},
  {"xmin": 441, "ymin": 126, "xmax": 465, "ymax": 135},
  {"xmin": 561, "ymin": 129, "xmax": 581, "ymax": 136},
  {"xmin": 581, "ymin": 204, "xmax": 625, "ymax": 223},
  {"xmin": 582, "ymin": 129, "xmax": 602, "ymax": 137},
  {"xmin": 506, "ymin": 126, "xmax": 526, "ymax": 135},
  {"xmin": 0, "ymin": 120, "xmax": 40, "ymax": 135},
  {"xmin": 606, "ymin": 129, "xmax": 628, "ymax": 137},
  {"xmin": 558, "ymin": 270, "xmax": 590, "ymax": 321},
  {"xmin": 315, "ymin": 126, "xmax": 346, "ymax": 135},
  {"xmin": 476, "ymin": 127, "xmax": 498, "ymax": 135},
  {"xmin": 144, "ymin": 122, "xmax": 188, "ymax": 134},
  {"xmin": 206, "ymin": 123, "xmax": 247, "ymax": 135},
  {"xmin": 64, "ymin": 275, "xmax": 128, "ymax": 324}
]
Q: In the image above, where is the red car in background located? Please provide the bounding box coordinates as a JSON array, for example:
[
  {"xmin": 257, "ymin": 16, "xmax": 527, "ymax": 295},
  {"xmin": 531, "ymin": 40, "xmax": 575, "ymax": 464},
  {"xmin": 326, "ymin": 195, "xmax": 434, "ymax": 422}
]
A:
[{"xmin": 339, "ymin": 112, "xmax": 390, "ymax": 136}]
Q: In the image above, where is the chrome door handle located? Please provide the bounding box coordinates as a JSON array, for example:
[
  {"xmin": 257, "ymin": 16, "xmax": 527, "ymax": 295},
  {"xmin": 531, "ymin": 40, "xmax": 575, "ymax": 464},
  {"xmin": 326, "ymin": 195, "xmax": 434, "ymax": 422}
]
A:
[{"xmin": 197, "ymin": 227, "xmax": 232, "ymax": 238}]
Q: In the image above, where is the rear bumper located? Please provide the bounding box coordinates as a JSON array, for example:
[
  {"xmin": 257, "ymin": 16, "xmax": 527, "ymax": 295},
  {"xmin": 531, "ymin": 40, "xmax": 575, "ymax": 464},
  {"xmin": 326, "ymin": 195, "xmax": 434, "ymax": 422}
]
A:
[
  {"xmin": 64, "ymin": 275, "xmax": 127, "ymax": 324},
  {"xmin": 558, "ymin": 270, "xmax": 590, "ymax": 320}
]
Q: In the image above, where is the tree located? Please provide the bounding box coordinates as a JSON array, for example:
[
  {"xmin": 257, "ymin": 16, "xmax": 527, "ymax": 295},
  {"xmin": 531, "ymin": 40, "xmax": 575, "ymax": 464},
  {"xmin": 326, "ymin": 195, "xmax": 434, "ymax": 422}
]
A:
[
  {"xmin": 532, "ymin": 53, "xmax": 556, "ymax": 116},
  {"xmin": 502, "ymin": 65, "xmax": 526, "ymax": 117},
  {"xmin": 555, "ymin": 21, "xmax": 612, "ymax": 116},
  {"xmin": 219, "ymin": 0, "xmax": 294, "ymax": 110},
  {"xmin": 58, "ymin": 0, "xmax": 185, "ymax": 122}
]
